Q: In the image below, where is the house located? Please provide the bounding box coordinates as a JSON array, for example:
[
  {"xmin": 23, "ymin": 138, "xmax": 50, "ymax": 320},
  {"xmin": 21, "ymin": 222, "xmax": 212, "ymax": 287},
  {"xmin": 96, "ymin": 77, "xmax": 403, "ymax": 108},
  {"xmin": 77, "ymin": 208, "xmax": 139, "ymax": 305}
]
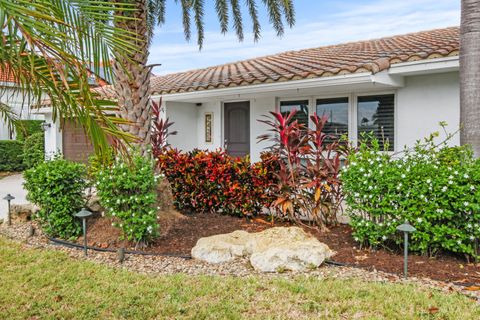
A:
[
  {"xmin": 40, "ymin": 27, "xmax": 461, "ymax": 162},
  {"xmin": 0, "ymin": 65, "xmax": 44, "ymax": 140}
]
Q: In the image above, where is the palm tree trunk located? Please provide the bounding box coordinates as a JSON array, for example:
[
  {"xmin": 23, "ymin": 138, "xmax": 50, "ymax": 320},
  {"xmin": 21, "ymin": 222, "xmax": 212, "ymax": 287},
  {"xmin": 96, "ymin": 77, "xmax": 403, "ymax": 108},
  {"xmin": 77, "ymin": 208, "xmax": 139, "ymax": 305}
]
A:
[
  {"xmin": 460, "ymin": 0, "xmax": 480, "ymax": 157},
  {"xmin": 113, "ymin": 0, "xmax": 152, "ymax": 147}
]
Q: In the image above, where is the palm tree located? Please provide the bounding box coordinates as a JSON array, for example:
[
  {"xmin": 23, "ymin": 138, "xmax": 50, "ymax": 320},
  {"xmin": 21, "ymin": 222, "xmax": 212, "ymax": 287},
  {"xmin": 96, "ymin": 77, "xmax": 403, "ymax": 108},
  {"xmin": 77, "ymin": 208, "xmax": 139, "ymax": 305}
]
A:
[
  {"xmin": 112, "ymin": 0, "xmax": 295, "ymax": 147},
  {"xmin": 0, "ymin": 0, "xmax": 138, "ymax": 155},
  {"xmin": 460, "ymin": 0, "xmax": 480, "ymax": 157}
]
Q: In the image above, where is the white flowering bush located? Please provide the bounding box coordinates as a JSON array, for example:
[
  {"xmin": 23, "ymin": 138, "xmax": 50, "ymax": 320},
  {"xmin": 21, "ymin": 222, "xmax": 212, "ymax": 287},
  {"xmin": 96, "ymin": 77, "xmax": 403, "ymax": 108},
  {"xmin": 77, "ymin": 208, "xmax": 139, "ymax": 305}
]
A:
[
  {"xmin": 96, "ymin": 151, "xmax": 160, "ymax": 245},
  {"xmin": 342, "ymin": 132, "xmax": 480, "ymax": 258}
]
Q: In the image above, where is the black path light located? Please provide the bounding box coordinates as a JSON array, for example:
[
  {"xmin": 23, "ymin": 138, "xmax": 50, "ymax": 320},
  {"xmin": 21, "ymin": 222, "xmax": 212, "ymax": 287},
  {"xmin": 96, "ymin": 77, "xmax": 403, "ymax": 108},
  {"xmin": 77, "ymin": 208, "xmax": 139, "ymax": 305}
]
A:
[
  {"xmin": 3, "ymin": 194, "xmax": 15, "ymax": 226},
  {"xmin": 396, "ymin": 221, "xmax": 416, "ymax": 279},
  {"xmin": 75, "ymin": 208, "xmax": 93, "ymax": 256}
]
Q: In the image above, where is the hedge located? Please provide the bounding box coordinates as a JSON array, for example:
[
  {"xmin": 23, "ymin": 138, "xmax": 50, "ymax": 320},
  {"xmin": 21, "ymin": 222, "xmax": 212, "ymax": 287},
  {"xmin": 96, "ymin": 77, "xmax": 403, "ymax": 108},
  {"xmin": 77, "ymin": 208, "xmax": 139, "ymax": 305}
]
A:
[
  {"xmin": 15, "ymin": 120, "xmax": 43, "ymax": 141},
  {"xmin": 0, "ymin": 140, "xmax": 25, "ymax": 171},
  {"xmin": 23, "ymin": 132, "xmax": 45, "ymax": 169}
]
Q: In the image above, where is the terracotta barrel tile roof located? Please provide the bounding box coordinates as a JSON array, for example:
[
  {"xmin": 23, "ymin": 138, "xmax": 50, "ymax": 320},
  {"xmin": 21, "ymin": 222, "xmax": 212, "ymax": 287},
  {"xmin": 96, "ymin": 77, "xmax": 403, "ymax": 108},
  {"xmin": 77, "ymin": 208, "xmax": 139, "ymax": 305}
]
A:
[
  {"xmin": 151, "ymin": 26, "xmax": 459, "ymax": 95},
  {"xmin": 0, "ymin": 65, "xmax": 17, "ymax": 83}
]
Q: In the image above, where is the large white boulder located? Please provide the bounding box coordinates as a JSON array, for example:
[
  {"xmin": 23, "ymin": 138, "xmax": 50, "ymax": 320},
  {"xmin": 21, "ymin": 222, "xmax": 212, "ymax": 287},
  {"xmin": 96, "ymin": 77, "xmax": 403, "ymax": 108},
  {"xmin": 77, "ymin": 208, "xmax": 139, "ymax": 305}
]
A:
[
  {"xmin": 191, "ymin": 227, "xmax": 335, "ymax": 272},
  {"xmin": 191, "ymin": 230, "xmax": 251, "ymax": 263}
]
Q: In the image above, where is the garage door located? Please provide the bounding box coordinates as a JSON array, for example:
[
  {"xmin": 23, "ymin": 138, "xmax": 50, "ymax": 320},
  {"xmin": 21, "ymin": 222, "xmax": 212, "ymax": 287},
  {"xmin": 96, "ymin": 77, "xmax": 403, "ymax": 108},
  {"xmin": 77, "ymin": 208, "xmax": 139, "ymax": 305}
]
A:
[{"xmin": 62, "ymin": 120, "xmax": 94, "ymax": 162}]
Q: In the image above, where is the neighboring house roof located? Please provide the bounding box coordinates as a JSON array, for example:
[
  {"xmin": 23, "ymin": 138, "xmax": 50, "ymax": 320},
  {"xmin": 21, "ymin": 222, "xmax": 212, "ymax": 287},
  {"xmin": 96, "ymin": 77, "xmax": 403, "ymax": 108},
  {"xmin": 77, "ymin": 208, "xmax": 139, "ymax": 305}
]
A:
[
  {"xmin": 150, "ymin": 26, "xmax": 459, "ymax": 95},
  {"xmin": 0, "ymin": 65, "xmax": 17, "ymax": 83}
]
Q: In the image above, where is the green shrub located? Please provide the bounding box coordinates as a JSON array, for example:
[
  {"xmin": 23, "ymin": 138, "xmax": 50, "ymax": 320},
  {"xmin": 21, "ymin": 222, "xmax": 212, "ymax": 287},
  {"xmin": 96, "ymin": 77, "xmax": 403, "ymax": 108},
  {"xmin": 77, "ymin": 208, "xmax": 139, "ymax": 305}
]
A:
[
  {"xmin": 96, "ymin": 152, "xmax": 159, "ymax": 244},
  {"xmin": 23, "ymin": 132, "xmax": 45, "ymax": 169},
  {"xmin": 87, "ymin": 147, "xmax": 114, "ymax": 180},
  {"xmin": 0, "ymin": 140, "xmax": 24, "ymax": 171},
  {"xmin": 341, "ymin": 132, "xmax": 480, "ymax": 258},
  {"xmin": 24, "ymin": 159, "xmax": 87, "ymax": 239},
  {"xmin": 15, "ymin": 120, "xmax": 43, "ymax": 141}
]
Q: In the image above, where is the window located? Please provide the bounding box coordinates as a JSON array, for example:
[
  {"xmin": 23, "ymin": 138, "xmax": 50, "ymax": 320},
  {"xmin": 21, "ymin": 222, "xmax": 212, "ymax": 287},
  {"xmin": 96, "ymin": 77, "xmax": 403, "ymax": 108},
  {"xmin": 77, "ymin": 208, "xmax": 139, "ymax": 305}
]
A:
[
  {"xmin": 316, "ymin": 97, "xmax": 349, "ymax": 143},
  {"xmin": 280, "ymin": 100, "xmax": 309, "ymax": 129},
  {"xmin": 357, "ymin": 94, "xmax": 394, "ymax": 151}
]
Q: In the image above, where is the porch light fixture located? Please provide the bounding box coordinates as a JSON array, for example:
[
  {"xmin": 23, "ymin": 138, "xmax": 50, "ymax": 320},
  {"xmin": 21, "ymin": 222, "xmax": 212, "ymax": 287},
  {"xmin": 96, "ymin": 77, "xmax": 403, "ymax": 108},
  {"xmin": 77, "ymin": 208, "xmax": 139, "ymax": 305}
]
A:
[
  {"xmin": 41, "ymin": 122, "xmax": 51, "ymax": 131},
  {"xmin": 3, "ymin": 194, "xmax": 14, "ymax": 226},
  {"xmin": 396, "ymin": 221, "xmax": 416, "ymax": 279},
  {"xmin": 75, "ymin": 208, "xmax": 93, "ymax": 256}
]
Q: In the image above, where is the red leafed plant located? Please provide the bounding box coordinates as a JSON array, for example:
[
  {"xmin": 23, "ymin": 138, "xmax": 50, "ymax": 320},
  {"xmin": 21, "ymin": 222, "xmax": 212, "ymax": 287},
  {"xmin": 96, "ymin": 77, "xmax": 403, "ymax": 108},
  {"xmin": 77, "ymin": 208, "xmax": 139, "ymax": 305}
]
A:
[
  {"xmin": 151, "ymin": 98, "xmax": 177, "ymax": 159},
  {"xmin": 258, "ymin": 110, "xmax": 347, "ymax": 229},
  {"xmin": 157, "ymin": 148, "xmax": 275, "ymax": 217}
]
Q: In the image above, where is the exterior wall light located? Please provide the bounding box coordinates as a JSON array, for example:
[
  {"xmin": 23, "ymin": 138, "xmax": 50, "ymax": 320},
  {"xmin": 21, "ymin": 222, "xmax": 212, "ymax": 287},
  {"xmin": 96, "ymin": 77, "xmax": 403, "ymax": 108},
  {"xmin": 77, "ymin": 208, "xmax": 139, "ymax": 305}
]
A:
[{"xmin": 41, "ymin": 122, "xmax": 51, "ymax": 131}]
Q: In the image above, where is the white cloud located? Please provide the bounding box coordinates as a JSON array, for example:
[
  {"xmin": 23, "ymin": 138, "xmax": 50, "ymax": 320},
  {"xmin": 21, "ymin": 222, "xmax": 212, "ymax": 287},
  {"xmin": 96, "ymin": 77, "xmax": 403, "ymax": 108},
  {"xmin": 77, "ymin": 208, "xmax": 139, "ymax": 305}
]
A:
[{"xmin": 150, "ymin": 0, "xmax": 460, "ymax": 75}]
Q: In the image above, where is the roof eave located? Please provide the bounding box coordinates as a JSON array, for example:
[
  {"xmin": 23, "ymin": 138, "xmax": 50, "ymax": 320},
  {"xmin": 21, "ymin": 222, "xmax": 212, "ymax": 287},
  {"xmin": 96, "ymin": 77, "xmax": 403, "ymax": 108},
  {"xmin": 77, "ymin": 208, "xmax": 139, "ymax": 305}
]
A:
[
  {"xmin": 389, "ymin": 56, "xmax": 459, "ymax": 76},
  {"xmin": 156, "ymin": 72, "xmax": 381, "ymax": 102}
]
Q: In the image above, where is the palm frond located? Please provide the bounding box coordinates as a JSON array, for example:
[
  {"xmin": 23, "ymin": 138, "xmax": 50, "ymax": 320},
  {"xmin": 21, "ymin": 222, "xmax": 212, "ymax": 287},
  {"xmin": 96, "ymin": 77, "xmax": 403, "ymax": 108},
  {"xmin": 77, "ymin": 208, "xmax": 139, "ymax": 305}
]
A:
[
  {"xmin": 245, "ymin": 0, "xmax": 261, "ymax": 42},
  {"xmin": 0, "ymin": 0, "xmax": 138, "ymax": 156},
  {"xmin": 192, "ymin": 0, "xmax": 205, "ymax": 48},
  {"xmin": 0, "ymin": 102, "xmax": 18, "ymax": 130},
  {"xmin": 229, "ymin": 0, "xmax": 244, "ymax": 41},
  {"xmin": 215, "ymin": 0, "xmax": 229, "ymax": 34}
]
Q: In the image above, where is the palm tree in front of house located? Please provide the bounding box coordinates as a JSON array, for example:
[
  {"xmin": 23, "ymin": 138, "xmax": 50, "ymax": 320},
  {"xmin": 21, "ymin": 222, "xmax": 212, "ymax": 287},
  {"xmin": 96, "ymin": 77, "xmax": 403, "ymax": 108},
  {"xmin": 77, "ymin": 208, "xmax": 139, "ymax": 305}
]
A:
[
  {"xmin": 112, "ymin": 0, "xmax": 296, "ymax": 147},
  {"xmin": 460, "ymin": 0, "xmax": 480, "ymax": 157},
  {"xmin": 0, "ymin": 0, "xmax": 137, "ymax": 155}
]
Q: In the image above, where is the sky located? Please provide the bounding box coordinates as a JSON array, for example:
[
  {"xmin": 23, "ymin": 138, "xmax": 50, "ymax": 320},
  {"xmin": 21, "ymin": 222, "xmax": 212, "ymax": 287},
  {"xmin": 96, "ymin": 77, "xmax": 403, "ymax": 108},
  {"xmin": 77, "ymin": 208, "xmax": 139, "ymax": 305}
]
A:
[{"xmin": 150, "ymin": 0, "xmax": 460, "ymax": 75}]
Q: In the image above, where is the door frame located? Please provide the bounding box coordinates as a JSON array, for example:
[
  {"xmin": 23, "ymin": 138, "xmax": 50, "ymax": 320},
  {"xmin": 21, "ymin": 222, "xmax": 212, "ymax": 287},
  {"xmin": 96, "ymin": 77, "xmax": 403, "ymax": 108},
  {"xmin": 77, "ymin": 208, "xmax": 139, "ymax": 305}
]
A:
[{"xmin": 222, "ymin": 100, "xmax": 251, "ymax": 156}]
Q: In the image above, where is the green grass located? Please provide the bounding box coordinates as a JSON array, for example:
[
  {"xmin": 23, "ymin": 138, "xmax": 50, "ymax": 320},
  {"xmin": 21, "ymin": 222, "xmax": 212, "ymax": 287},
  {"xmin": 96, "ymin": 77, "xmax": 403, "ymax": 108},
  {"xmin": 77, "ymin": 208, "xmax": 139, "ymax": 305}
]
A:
[{"xmin": 0, "ymin": 237, "xmax": 478, "ymax": 319}]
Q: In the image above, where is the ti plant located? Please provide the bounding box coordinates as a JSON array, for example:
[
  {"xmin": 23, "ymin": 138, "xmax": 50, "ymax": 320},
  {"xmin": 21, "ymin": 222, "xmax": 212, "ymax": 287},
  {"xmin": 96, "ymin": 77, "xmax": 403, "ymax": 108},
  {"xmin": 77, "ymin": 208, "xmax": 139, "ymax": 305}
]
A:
[
  {"xmin": 258, "ymin": 110, "xmax": 347, "ymax": 229},
  {"xmin": 151, "ymin": 98, "xmax": 177, "ymax": 160}
]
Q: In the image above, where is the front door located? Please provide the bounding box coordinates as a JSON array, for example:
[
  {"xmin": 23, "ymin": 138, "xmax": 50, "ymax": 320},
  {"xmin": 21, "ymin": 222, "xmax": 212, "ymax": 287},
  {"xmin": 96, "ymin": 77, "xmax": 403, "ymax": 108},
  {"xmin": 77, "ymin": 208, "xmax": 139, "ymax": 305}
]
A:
[{"xmin": 224, "ymin": 101, "xmax": 250, "ymax": 157}]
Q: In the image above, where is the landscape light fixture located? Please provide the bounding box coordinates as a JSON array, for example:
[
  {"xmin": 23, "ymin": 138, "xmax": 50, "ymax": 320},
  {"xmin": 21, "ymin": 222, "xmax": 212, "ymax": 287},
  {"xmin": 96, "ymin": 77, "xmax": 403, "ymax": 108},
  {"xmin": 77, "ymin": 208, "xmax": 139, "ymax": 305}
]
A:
[
  {"xmin": 3, "ymin": 194, "xmax": 15, "ymax": 226},
  {"xmin": 75, "ymin": 208, "xmax": 93, "ymax": 256},
  {"xmin": 396, "ymin": 221, "xmax": 416, "ymax": 279}
]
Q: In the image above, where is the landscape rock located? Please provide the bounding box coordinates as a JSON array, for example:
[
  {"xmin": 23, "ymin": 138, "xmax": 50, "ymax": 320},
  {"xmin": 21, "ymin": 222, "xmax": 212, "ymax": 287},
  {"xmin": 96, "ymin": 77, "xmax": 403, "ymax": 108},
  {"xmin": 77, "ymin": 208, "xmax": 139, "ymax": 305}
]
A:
[
  {"xmin": 10, "ymin": 203, "xmax": 39, "ymax": 222},
  {"xmin": 247, "ymin": 227, "xmax": 335, "ymax": 272},
  {"xmin": 86, "ymin": 195, "xmax": 103, "ymax": 213},
  {"xmin": 191, "ymin": 230, "xmax": 251, "ymax": 263},
  {"xmin": 191, "ymin": 227, "xmax": 335, "ymax": 272}
]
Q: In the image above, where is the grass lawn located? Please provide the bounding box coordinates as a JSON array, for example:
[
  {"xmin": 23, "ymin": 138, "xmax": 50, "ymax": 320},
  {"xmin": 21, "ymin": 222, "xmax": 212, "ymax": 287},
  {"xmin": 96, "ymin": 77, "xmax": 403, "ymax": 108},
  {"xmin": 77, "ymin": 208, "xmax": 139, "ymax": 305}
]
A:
[{"xmin": 0, "ymin": 237, "xmax": 478, "ymax": 319}]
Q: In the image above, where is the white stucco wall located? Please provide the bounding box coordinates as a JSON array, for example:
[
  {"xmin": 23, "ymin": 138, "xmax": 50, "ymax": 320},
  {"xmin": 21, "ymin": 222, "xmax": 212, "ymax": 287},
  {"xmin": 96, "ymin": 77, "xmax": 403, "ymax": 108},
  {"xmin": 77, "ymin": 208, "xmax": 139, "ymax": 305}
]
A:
[
  {"xmin": 196, "ymin": 101, "xmax": 222, "ymax": 151},
  {"xmin": 165, "ymin": 71, "xmax": 461, "ymax": 162},
  {"xmin": 396, "ymin": 72, "xmax": 460, "ymax": 149},
  {"xmin": 43, "ymin": 113, "xmax": 62, "ymax": 159},
  {"xmin": 165, "ymin": 101, "xmax": 198, "ymax": 152},
  {"xmin": 249, "ymin": 97, "xmax": 276, "ymax": 162}
]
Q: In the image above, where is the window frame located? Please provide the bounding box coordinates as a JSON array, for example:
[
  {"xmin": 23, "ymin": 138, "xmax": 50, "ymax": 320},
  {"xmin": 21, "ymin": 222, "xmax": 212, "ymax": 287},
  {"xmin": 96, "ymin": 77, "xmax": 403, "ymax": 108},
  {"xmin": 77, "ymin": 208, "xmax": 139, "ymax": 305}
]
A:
[{"xmin": 278, "ymin": 90, "xmax": 397, "ymax": 151}]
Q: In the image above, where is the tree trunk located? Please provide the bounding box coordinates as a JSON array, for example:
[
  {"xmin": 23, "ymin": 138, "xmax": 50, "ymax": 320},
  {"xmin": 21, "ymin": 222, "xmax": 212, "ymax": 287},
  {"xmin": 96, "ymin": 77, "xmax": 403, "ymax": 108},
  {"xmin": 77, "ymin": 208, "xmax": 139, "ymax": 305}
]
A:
[
  {"xmin": 113, "ymin": 0, "xmax": 152, "ymax": 148},
  {"xmin": 460, "ymin": 0, "xmax": 480, "ymax": 157}
]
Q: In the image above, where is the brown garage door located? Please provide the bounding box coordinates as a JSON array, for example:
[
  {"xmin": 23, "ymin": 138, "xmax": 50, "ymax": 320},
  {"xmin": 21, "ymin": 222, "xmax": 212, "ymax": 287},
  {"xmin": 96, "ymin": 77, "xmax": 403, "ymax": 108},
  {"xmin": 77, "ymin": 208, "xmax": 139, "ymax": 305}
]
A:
[{"xmin": 62, "ymin": 120, "xmax": 94, "ymax": 163}]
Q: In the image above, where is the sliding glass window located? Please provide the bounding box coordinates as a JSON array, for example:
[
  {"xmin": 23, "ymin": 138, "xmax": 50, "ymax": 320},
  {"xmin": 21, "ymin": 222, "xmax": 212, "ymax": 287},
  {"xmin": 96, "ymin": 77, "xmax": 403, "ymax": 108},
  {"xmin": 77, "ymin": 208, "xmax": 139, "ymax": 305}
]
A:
[
  {"xmin": 280, "ymin": 100, "xmax": 309, "ymax": 129},
  {"xmin": 357, "ymin": 94, "xmax": 395, "ymax": 151},
  {"xmin": 316, "ymin": 97, "xmax": 349, "ymax": 144}
]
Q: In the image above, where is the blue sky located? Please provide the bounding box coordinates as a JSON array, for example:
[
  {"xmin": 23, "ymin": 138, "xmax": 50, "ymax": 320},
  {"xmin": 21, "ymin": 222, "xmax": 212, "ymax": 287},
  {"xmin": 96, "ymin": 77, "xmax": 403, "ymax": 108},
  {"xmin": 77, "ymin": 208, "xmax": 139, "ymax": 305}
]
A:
[{"xmin": 150, "ymin": 0, "xmax": 460, "ymax": 75}]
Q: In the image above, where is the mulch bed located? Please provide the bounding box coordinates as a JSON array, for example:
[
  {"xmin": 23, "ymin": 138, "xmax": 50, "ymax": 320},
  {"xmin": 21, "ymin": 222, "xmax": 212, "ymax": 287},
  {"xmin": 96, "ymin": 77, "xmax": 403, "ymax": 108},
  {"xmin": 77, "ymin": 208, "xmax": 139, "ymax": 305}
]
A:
[{"xmin": 80, "ymin": 211, "xmax": 480, "ymax": 285}]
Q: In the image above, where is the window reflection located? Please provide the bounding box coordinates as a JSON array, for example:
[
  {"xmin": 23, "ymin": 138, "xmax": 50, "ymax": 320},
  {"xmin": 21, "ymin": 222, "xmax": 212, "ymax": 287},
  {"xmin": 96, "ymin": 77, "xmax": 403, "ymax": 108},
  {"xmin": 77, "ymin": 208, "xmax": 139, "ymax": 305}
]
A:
[{"xmin": 358, "ymin": 94, "xmax": 394, "ymax": 151}]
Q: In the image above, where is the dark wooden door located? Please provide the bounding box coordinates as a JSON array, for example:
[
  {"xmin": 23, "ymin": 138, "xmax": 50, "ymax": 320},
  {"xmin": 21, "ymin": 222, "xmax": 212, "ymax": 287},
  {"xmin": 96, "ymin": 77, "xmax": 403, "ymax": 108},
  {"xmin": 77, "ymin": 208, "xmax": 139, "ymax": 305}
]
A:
[
  {"xmin": 224, "ymin": 101, "xmax": 250, "ymax": 157},
  {"xmin": 62, "ymin": 120, "xmax": 94, "ymax": 163}
]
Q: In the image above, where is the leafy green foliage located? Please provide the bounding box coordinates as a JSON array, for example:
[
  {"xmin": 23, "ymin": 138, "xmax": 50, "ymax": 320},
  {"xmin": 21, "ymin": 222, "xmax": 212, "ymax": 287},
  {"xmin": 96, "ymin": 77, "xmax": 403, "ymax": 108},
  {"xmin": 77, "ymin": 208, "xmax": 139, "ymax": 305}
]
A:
[
  {"xmin": 0, "ymin": 140, "xmax": 24, "ymax": 171},
  {"xmin": 23, "ymin": 132, "xmax": 45, "ymax": 169},
  {"xmin": 342, "ymin": 132, "xmax": 480, "ymax": 257},
  {"xmin": 15, "ymin": 120, "xmax": 43, "ymax": 141},
  {"xmin": 23, "ymin": 159, "xmax": 87, "ymax": 239},
  {"xmin": 96, "ymin": 152, "xmax": 159, "ymax": 244}
]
